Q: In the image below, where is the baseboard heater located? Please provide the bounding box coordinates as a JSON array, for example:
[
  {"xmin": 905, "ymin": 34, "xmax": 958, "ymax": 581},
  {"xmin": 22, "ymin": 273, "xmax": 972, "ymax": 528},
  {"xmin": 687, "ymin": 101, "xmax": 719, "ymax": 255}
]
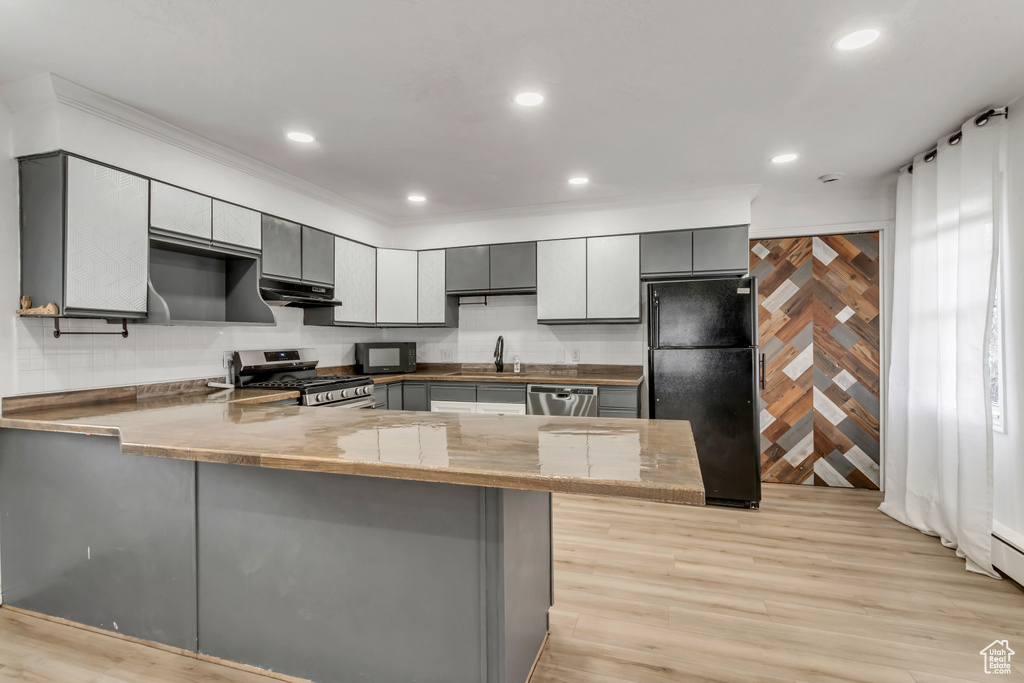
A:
[{"xmin": 993, "ymin": 521, "xmax": 1024, "ymax": 586}]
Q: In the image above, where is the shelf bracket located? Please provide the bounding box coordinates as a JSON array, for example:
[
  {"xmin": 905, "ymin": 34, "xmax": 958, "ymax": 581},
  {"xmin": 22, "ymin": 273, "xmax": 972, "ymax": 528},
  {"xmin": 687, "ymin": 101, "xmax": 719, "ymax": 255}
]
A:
[{"xmin": 54, "ymin": 318, "xmax": 129, "ymax": 339}]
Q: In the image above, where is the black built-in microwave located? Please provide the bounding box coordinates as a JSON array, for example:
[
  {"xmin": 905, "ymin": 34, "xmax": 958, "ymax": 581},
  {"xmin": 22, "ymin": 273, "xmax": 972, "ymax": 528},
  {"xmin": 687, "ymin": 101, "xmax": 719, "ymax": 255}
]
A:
[{"xmin": 354, "ymin": 342, "xmax": 417, "ymax": 374}]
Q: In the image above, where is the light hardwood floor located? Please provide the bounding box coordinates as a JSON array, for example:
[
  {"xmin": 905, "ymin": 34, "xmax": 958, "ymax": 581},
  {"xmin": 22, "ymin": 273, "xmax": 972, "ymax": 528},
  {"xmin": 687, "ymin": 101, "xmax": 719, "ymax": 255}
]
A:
[
  {"xmin": 0, "ymin": 483, "xmax": 1021, "ymax": 682},
  {"xmin": 532, "ymin": 483, "xmax": 1024, "ymax": 683}
]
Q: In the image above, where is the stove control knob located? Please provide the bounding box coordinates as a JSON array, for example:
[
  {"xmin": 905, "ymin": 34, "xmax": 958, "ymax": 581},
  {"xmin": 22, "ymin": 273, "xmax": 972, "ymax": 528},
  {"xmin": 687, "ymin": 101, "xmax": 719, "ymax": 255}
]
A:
[
  {"xmin": 342, "ymin": 389, "xmax": 353, "ymax": 398},
  {"xmin": 363, "ymin": 386, "xmax": 373, "ymax": 395},
  {"xmin": 326, "ymin": 393, "xmax": 334, "ymax": 402}
]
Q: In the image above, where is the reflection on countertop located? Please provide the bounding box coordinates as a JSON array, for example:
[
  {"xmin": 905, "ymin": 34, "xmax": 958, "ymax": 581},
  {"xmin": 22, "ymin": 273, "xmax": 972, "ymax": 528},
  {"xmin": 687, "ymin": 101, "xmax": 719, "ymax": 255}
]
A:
[
  {"xmin": 319, "ymin": 363, "xmax": 645, "ymax": 387},
  {"xmin": 0, "ymin": 396, "xmax": 702, "ymax": 505}
]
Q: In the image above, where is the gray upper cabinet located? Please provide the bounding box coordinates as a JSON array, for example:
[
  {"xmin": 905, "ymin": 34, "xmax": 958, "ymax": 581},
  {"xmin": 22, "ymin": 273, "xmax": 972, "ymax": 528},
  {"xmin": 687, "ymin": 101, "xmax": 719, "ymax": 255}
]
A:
[
  {"xmin": 445, "ymin": 245, "xmax": 490, "ymax": 293},
  {"xmin": 489, "ymin": 242, "xmax": 536, "ymax": 292},
  {"xmin": 641, "ymin": 230, "xmax": 693, "ymax": 278},
  {"xmin": 212, "ymin": 200, "xmax": 261, "ymax": 250},
  {"xmin": 302, "ymin": 226, "xmax": 335, "ymax": 286},
  {"xmin": 693, "ymin": 226, "xmax": 750, "ymax": 274},
  {"xmin": 20, "ymin": 154, "xmax": 150, "ymax": 317},
  {"xmin": 261, "ymin": 216, "xmax": 302, "ymax": 281},
  {"xmin": 150, "ymin": 181, "xmax": 212, "ymax": 240},
  {"xmin": 586, "ymin": 234, "xmax": 640, "ymax": 322}
]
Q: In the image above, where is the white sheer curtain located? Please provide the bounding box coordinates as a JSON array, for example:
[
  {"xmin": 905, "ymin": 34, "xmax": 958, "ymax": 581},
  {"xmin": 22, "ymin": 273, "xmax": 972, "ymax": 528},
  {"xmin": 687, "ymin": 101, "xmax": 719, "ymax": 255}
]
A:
[{"xmin": 882, "ymin": 110, "xmax": 1005, "ymax": 576}]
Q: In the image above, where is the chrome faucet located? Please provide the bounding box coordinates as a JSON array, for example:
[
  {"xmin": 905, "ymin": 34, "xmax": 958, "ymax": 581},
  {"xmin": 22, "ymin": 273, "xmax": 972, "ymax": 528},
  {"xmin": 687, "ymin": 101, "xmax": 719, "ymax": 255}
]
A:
[{"xmin": 494, "ymin": 335, "xmax": 504, "ymax": 373}]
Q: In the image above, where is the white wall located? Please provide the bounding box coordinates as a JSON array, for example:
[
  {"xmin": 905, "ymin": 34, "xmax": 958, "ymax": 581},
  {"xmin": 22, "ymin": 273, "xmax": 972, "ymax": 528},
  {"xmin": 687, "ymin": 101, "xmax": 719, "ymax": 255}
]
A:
[
  {"xmin": 993, "ymin": 95, "xmax": 1024, "ymax": 552},
  {"xmin": 0, "ymin": 100, "xmax": 16, "ymax": 400}
]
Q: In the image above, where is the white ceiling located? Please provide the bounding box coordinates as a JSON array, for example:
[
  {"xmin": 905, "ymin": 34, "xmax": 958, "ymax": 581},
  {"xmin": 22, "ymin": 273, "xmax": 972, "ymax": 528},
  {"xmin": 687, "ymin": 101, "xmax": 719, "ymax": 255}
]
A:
[{"xmin": 2, "ymin": 0, "xmax": 1024, "ymax": 223}]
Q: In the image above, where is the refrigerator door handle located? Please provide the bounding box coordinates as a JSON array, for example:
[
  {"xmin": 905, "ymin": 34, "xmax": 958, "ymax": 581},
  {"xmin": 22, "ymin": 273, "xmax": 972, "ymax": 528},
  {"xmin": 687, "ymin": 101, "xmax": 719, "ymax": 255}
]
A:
[{"xmin": 759, "ymin": 353, "xmax": 766, "ymax": 390}]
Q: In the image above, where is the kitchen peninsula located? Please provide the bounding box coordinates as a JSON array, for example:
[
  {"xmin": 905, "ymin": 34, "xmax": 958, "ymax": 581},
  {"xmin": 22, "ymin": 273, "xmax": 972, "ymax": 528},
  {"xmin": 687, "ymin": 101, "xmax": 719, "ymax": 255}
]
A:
[{"xmin": 0, "ymin": 386, "xmax": 703, "ymax": 683}]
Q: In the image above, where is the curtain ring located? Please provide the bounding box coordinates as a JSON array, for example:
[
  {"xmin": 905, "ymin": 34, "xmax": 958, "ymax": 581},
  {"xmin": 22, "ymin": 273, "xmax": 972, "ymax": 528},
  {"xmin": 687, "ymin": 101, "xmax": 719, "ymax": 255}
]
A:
[
  {"xmin": 948, "ymin": 132, "xmax": 962, "ymax": 146},
  {"xmin": 923, "ymin": 150, "xmax": 937, "ymax": 163},
  {"xmin": 975, "ymin": 110, "xmax": 994, "ymax": 126},
  {"xmin": 907, "ymin": 164, "xmax": 913, "ymax": 174}
]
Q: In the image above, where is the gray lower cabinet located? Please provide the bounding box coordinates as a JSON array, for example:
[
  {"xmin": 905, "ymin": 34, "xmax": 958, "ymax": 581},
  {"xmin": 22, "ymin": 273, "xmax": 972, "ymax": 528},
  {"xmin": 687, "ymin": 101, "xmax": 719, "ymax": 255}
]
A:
[
  {"xmin": 19, "ymin": 153, "xmax": 150, "ymax": 317},
  {"xmin": 641, "ymin": 230, "xmax": 693, "ymax": 278},
  {"xmin": 476, "ymin": 384, "xmax": 527, "ymax": 404},
  {"xmin": 373, "ymin": 385, "xmax": 388, "ymax": 409},
  {"xmin": 445, "ymin": 246, "xmax": 490, "ymax": 294},
  {"xmin": 387, "ymin": 383, "xmax": 403, "ymax": 411},
  {"xmin": 302, "ymin": 226, "xmax": 335, "ymax": 286},
  {"xmin": 428, "ymin": 382, "xmax": 477, "ymax": 404},
  {"xmin": 261, "ymin": 216, "xmax": 303, "ymax": 281},
  {"xmin": 212, "ymin": 200, "xmax": 261, "ymax": 250},
  {"xmin": 489, "ymin": 242, "xmax": 536, "ymax": 292},
  {"xmin": 403, "ymin": 382, "xmax": 429, "ymax": 411},
  {"xmin": 598, "ymin": 386, "xmax": 639, "ymax": 418},
  {"xmin": 150, "ymin": 181, "xmax": 212, "ymax": 241},
  {"xmin": 693, "ymin": 225, "xmax": 750, "ymax": 274}
]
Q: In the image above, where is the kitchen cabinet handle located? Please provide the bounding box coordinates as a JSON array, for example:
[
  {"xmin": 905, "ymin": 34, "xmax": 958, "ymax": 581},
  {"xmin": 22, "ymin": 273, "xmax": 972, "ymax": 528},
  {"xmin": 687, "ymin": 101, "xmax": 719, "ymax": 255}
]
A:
[{"xmin": 759, "ymin": 354, "xmax": 766, "ymax": 390}]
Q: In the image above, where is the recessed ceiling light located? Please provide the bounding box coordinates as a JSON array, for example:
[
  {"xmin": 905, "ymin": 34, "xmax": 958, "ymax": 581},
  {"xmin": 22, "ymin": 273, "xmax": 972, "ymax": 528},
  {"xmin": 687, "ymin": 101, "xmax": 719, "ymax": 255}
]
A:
[
  {"xmin": 407, "ymin": 195, "xmax": 426, "ymax": 202},
  {"xmin": 286, "ymin": 131, "xmax": 316, "ymax": 143},
  {"xmin": 568, "ymin": 177, "xmax": 589, "ymax": 185},
  {"xmin": 770, "ymin": 153, "xmax": 798, "ymax": 164},
  {"xmin": 514, "ymin": 92, "xmax": 544, "ymax": 107},
  {"xmin": 835, "ymin": 28, "xmax": 880, "ymax": 51}
]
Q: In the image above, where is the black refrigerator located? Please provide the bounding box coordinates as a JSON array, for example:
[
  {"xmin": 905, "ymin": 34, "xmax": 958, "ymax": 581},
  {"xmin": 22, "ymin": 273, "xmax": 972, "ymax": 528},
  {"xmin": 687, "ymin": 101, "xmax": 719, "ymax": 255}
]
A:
[{"xmin": 648, "ymin": 277, "xmax": 761, "ymax": 508}]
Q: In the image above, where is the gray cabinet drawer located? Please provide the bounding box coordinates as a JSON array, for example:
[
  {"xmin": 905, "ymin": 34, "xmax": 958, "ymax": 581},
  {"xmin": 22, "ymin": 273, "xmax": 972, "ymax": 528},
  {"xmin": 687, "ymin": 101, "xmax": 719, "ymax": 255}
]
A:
[
  {"xmin": 693, "ymin": 226, "xmax": 749, "ymax": 274},
  {"xmin": 445, "ymin": 246, "xmax": 490, "ymax": 293},
  {"xmin": 641, "ymin": 230, "xmax": 692, "ymax": 277},
  {"xmin": 373, "ymin": 385, "xmax": 388, "ymax": 408},
  {"xmin": 598, "ymin": 387, "xmax": 639, "ymax": 409},
  {"xmin": 476, "ymin": 384, "xmax": 527, "ymax": 404},
  {"xmin": 598, "ymin": 407, "xmax": 639, "ymax": 419},
  {"xmin": 302, "ymin": 226, "xmax": 335, "ymax": 285},
  {"xmin": 429, "ymin": 383, "xmax": 477, "ymax": 403},
  {"xmin": 403, "ymin": 382, "xmax": 429, "ymax": 411},
  {"xmin": 261, "ymin": 215, "xmax": 302, "ymax": 281},
  {"xmin": 489, "ymin": 242, "xmax": 536, "ymax": 292}
]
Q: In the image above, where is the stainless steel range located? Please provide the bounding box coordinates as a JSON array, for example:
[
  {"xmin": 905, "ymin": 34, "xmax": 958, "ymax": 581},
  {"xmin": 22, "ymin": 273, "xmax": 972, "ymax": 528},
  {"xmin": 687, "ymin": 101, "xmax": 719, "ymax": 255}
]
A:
[{"xmin": 232, "ymin": 348, "xmax": 375, "ymax": 408}]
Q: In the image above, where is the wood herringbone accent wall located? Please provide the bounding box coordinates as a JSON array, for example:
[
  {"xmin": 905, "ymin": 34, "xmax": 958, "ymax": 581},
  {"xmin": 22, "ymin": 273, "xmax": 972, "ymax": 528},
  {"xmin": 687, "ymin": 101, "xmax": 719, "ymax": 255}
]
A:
[{"xmin": 750, "ymin": 233, "xmax": 881, "ymax": 489}]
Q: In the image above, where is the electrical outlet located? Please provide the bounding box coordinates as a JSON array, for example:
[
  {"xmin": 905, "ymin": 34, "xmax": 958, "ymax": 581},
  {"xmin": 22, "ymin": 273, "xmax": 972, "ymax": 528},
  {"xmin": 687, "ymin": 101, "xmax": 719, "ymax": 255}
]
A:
[
  {"xmin": 555, "ymin": 348, "xmax": 565, "ymax": 364},
  {"xmin": 571, "ymin": 348, "xmax": 581, "ymax": 363},
  {"xmin": 222, "ymin": 351, "xmax": 233, "ymax": 369},
  {"xmin": 442, "ymin": 348, "xmax": 453, "ymax": 361}
]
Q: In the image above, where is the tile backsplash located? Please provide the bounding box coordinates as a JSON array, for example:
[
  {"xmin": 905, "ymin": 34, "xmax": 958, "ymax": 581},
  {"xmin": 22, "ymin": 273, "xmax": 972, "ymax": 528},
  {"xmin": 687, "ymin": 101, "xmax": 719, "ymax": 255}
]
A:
[{"xmin": 13, "ymin": 295, "xmax": 643, "ymax": 395}]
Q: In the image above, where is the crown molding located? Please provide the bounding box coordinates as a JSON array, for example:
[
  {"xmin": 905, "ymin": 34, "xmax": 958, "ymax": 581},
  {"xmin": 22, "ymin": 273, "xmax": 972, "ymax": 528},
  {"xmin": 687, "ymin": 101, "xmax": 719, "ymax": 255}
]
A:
[
  {"xmin": 391, "ymin": 184, "xmax": 761, "ymax": 228},
  {"xmin": 45, "ymin": 74, "xmax": 393, "ymax": 226}
]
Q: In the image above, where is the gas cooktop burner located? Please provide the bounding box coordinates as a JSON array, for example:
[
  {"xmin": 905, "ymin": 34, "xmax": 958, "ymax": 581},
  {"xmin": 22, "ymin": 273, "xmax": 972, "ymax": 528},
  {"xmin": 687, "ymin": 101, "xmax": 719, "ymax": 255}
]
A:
[{"xmin": 232, "ymin": 349, "xmax": 375, "ymax": 407}]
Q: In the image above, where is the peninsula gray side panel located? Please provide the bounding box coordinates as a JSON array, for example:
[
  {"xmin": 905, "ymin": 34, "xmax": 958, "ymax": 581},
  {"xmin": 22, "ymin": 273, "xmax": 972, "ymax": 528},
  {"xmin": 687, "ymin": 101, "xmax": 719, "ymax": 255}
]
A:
[
  {"xmin": 500, "ymin": 490, "xmax": 552, "ymax": 683},
  {"xmin": 0, "ymin": 429, "xmax": 197, "ymax": 650},
  {"xmin": 196, "ymin": 464, "xmax": 487, "ymax": 683},
  {"xmin": 18, "ymin": 154, "xmax": 66, "ymax": 311}
]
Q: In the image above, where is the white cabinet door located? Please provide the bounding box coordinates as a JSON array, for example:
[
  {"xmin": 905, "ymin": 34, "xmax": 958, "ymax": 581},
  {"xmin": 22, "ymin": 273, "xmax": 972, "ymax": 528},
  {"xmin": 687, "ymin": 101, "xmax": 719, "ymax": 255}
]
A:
[
  {"xmin": 212, "ymin": 200, "xmax": 261, "ymax": 250},
  {"xmin": 537, "ymin": 238, "xmax": 587, "ymax": 322},
  {"xmin": 376, "ymin": 249, "xmax": 418, "ymax": 324},
  {"xmin": 430, "ymin": 400, "xmax": 478, "ymax": 414},
  {"xmin": 65, "ymin": 157, "xmax": 149, "ymax": 314},
  {"xmin": 150, "ymin": 180, "xmax": 212, "ymax": 240},
  {"xmin": 418, "ymin": 249, "xmax": 446, "ymax": 324},
  {"xmin": 587, "ymin": 234, "xmax": 640, "ymax": 321},
  {"xmin": 475, "ymin": 402, "xmax": 527, "ymax": 415},
  {"xmin": 335, "ymin": 238, "xmax": 376, "ymax": 325}
]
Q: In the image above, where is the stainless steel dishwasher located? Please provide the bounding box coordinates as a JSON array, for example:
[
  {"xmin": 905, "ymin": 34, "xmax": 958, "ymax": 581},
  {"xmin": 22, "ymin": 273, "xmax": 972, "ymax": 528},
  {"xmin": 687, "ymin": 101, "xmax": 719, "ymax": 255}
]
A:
[{"xmin": 526, "ymin": 384, "xmax": 599, "ymax": 417}]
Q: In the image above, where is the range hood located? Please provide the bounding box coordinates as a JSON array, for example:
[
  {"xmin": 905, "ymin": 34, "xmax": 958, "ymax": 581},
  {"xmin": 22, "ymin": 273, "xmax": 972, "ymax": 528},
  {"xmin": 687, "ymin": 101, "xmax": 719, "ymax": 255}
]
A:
[{"xmin": 259, "ymin": 277, "xmax": 343, "ymax": 308}]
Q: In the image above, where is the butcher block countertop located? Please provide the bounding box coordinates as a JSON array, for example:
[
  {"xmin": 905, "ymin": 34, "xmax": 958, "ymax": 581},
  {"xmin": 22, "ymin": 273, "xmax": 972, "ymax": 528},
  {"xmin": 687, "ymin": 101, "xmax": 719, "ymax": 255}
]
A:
[{"xmin": 0, "ymin": 386, "xmax": 702, "ymax": 506}]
